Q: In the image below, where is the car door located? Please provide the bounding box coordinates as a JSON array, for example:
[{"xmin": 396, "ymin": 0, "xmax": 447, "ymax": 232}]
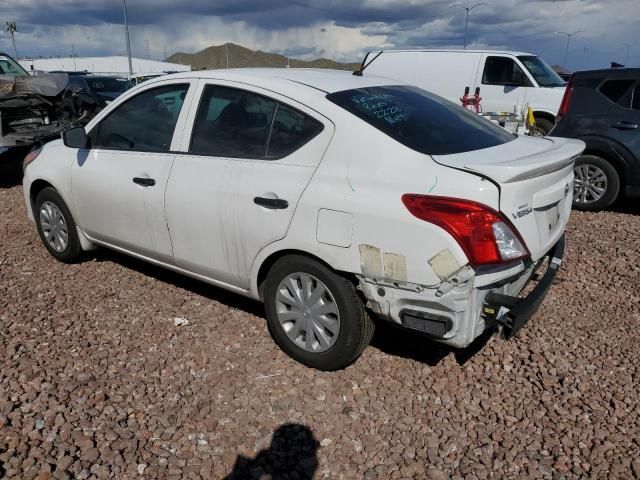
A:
[
  {"xmin": 71, "ymin": 80, "xmax": 195, "ymax": 262},
  {"xmin": 478, "ymin": 55, "xmax": 531, "ymax": 113},
  {"xmin": 164, "ymin": 81, "xmax": 333, "ymax": 289},
  {"xmin": 606, "ymin": 80, "xmax": 640, "ymax": 157}
]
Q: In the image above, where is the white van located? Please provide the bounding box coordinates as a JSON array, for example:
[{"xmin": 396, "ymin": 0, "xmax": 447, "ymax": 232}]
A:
[{"xmin": 364, "ymin": 49, "xmax": 567, "ymax": 134}]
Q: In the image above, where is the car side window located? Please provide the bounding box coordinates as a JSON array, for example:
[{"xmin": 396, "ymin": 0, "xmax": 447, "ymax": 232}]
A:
[
  {"xmin": 267, "ymin": 104, "xmax": 324, "ymax": 158},
  {"xmin": 599, "ymin": 79, "xmax": 634, "ymax": 105},
  {"xmin": 632, "ymin": 84, "xmax": 640, "ymax": 111},
  {"xmin": 91, "ymin": 84, "xmax": 189, "ymax": 152},
  {"xmin": 482, "ymin": 56, "xmax": 530, "ymax": 86},
  {"xmin": 190, "ymin": 85, "xmax": 277, "ymax": 158}
]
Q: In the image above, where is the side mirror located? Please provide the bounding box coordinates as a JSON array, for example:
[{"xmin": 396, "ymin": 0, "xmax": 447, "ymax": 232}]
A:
[{"xmin": 62, "ymin": 126, "xmax": 88, "ymax": 149}]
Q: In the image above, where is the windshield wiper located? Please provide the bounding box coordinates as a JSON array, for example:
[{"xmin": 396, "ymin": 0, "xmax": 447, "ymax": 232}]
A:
[{"xmin": 353, "ymin": 51, "xmax": 383, "ymax": 76}]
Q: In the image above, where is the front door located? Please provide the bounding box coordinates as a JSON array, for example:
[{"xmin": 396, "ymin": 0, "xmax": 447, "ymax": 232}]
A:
[
  {"xmin": 165, "ymin": 82, "xmax": 332, "ymax": 289},
  {"xmin": 478, "ymin": 55, "xmax": 530, "ymax": 114},
  {"xmin": 72, "ymin": 82, "xmax": 193, "ymax": 262}
]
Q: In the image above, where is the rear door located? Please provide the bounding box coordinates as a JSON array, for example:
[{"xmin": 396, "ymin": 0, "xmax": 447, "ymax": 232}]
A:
[
  {"xmin": 478, "ymin": 54, "xmax": 530, "ymax": 113},
  {"xmin": 164, "ymin": 80, "xmax": 333, "ymax": 289},
  {"xmin": 606, "ymin": 79, "xmax": 640, "ymax": 157}
]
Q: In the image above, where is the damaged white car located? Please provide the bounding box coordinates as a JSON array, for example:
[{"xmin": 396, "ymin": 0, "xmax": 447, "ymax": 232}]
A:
[{"xmin": 22, "ymin": 69, "xmax": 584, "ymax": 370}]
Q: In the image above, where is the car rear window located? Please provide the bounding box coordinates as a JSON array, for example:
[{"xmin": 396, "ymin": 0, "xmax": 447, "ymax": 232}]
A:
[{"xmin": 326, "ymin": 85, "xmax": 514, "ymax": 155}]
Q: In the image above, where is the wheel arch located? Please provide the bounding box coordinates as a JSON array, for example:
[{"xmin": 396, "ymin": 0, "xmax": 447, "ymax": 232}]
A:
[
  {"xmin": 578, "ymin": 136, "xmax": 635, "ymax": 188},
  {"xmin": 29, "ymin": 179, "xmax": 56, "ymax": 211},
  {"xmin": 532, "ymin": 110, "xmax": 556, "ymax": 124},
  {"xmin": 254, "ymin": 248, "xmax": 355, "ymax": 300}
]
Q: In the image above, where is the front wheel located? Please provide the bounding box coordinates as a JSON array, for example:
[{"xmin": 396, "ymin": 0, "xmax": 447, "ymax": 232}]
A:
[
  {"xmin": 263, "ymin": 255, "xmax": 374, "ymax": 371},
  {"xmin": 573, "ymin": 155, "xmax": 620, "ymax": 211},
  {"xmin": 34, "ymin": 187, "xmax": 83, "ymax": 263}
]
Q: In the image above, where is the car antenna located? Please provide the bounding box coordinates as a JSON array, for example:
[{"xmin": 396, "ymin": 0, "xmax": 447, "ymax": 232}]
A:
[{"xmin": 353, "ymin": 51, "xmax": 383, "ymax": 76}]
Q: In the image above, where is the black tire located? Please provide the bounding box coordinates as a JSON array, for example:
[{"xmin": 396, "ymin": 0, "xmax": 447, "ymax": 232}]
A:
[
  {"xmin": 572, "ymin": 155, "xmax": 620, "ymax": 212},
  {"xmin": 34, "ymin": 187, "xmax": 83, "ymax": 263},
  {"xmin": 533, "ymin": 117, "xmax": 554, "ymax": 136},
  {"xmin": 263, "ymin": 255, "xmax": 374, "ymax": 371}
]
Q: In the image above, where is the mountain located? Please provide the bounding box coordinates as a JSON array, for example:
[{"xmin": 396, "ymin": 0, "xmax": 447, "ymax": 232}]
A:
[{"xmin": 166, "ymin": 43, "xmax": 360, "ymax": 71}]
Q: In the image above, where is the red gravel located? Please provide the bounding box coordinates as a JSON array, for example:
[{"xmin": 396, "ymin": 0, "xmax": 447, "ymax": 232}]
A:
[{"xmin": 1, "ymin": 172, "xmax": 639, "ymax": 479}]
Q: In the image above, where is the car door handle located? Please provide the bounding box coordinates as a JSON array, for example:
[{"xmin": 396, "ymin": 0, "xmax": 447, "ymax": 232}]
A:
[
  {"xmin": 132, "ymin": 177, "xmax": 156, "ymax": 187},
  {"xmin": 612, "ymin": 121, "xmax": 638, "ymax": 130},
  {"xmin": 253, "ymin": 197, "xmax": 289, "ymax": 209}
]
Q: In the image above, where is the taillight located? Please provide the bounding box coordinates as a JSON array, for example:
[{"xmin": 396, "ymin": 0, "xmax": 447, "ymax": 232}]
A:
[
  {"xmin": 557, "ymin": 76, "xmax": 573, "ymax": 122},
  {"xmin": 401, "ymin": 194, "xmax": 530, "ymax": 267}
]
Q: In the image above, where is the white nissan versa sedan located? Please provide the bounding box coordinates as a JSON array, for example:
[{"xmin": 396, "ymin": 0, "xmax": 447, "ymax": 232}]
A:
[{"xmin": 22, "ymin": 68, "xmax": 584, "ymax": 370}]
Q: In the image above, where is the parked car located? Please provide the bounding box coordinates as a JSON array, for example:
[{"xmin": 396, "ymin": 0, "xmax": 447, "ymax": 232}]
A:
[
  {"xmin": 22, "ymin": 69, "xmax": 583, "ymax": 370},
  {"xmin": 363, "ymin": 49, "xmax": 567, "ymax": 134},
  {"xmin": 60, "ymin": 75, "xmax": 132, "ymax": 124},
  {"xmin": 0, "ymin": 52, "xmax": 72, "ymax": 165},
  {"xmin": 128, "ymin": 73, "xmax": 165, "ymax": 86},
  {"xmin": 550, "ymin": 68, "xmax": 640, "ymax": 210}
]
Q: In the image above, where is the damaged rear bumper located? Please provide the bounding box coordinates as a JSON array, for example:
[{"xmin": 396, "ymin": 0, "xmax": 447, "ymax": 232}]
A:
[
  {"xmin": 482, "ymin": 234, "xmax": 565, "ymax": 339},
  {"xmin": 357, "ymin": 235, "xmax": 565, "ymax": 348}
]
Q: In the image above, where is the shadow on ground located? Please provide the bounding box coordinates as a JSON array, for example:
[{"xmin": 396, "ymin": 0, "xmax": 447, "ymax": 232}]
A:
[
  {"xmin": 224, "ymin": 423, "xmax": 318, "ymax": 480},
  {"xmin": 0, "ymin": 162, "xmax": 23, "ymax": 188},
  {"xmin": 370, "ymin": 320, "xmax": 494, "ymax": 366},
  {"xmin": 92, "ymin": 248, "xmax": 266, "ymax": 319},
  {"xmin": 93, "ymin": 248, "xmax": 493, "ymax": 368}
]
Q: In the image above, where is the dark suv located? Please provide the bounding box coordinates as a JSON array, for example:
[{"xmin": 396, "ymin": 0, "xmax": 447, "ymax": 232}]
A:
[{"xmin": 550, "ymin": 68, "xmax": 640, "ymax": 211}]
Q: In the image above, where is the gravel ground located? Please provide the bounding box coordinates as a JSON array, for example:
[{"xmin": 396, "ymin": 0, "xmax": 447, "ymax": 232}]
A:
[{"xmin": 1, "ymin": 168, "xmax": 639, "ymax": 480}]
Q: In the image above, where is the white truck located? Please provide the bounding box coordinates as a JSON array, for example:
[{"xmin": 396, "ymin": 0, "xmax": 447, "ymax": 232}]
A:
[{"xmin": 363, "ymin": 49, "xmax": 567, "ymax": 134}]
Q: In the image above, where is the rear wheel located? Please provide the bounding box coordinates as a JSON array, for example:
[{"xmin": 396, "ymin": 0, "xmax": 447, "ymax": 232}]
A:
[
  {"xmin": 34, "ymin": 187, "xmax": 83, "ymax": 263},
  {"xmin": 532, "ymin": 117, "xmax": 554, "ymax": 136},
  {"xmin": 263, "ymin": 255, "xmax": 374, "ymax": 371},
  {"xmin": 573, "ymin": 155, "xmax": 620, "ymax": 211}
]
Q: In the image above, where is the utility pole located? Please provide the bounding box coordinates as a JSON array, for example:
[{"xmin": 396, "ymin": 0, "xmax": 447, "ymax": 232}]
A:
[
  {"xmin": 623, "ymin": 43, "xmax": 637, "ymax": 66},
  {"xmin": 121, "ymin": 0, "xmax": 133, "ymax": 76},
  {"xmin": 145, "ymin": 38, "xmax": 150, "ymax": 59},
  {"xmin": 5, "ymin": 22, "xmax": 18, "ymax": 59},
  {"xmin": 449, "ymin": 3, "xmax": 487, "ymax": 49},
  {"xmin": 226, "ymin": 43, "xmax": 229, "ymax": 69},
  {"xmin": 72, "ymin": 44, "xmax": 77, "ymax": 71},
  {"xmin": 555, "ymin": 30, "xmax": 582, "ymax": 70}
]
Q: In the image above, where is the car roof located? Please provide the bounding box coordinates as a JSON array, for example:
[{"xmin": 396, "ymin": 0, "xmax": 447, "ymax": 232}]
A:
[
  {"xmin": 165, "ymin": 68, "xmax": 406, "ymax": 94},
  {"xmin": 573, "ymin": 67, "xmax": 640, "ymax": 79},
  {"xmin": 369, "ymin": 48, "xmax": 533, "ymax": 57}
]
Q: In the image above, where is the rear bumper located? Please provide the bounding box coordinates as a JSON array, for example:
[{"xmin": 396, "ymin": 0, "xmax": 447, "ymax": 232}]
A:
[{"xmin": 482, "ymin": 234, "xmax": 565, "ymax": 339}]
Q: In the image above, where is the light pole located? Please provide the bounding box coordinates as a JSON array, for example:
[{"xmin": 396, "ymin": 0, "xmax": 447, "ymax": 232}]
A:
[
  {"xmin": 449, "ymin": 2, "xmax": 487, "ymax": 49},
  {"xmin": 555, "ymin": 30, "xmax": 582, "ymax": 70},
  {"xmin": 5, "ymin": 22, "xmax": 17, "ymax": 59},
  {"xmin": 121, "ymin": 0, "xmax": 133, "ymax": 76},
  {"xmin": 623, "ymin": 43, "xmax": 637, "ymax": 66}
]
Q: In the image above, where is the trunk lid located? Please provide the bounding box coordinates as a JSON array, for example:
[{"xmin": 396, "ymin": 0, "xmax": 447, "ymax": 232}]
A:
[{"xmin": 432, "ymin": 135, "xmax": 585, "ymax": 261}]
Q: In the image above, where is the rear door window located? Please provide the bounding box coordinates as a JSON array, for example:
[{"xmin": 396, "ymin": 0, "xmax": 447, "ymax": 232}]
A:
[
  {"xmin": 190, "ymin": 85, "xmax": 323, "ymax": 159},
  {"xmin": 327, "ymin": 85, "xmax": 514, "ymax": 156},
  {"xmin": 267, "ymin": 104, "xmax": 323, "ymax": 158},
  {"xmin": 632, "ymin": 84, "xmax": 640, "ymax": 111},
  {"xmin": 599, "ymin": 79, "xmax": 634, "ymax": 104}
]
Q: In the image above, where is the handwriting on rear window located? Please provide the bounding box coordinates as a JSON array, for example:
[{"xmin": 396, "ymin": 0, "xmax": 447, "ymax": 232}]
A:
[{"xmin": 351, "ymin": 94, "xmax": 409, "ymax": 125}]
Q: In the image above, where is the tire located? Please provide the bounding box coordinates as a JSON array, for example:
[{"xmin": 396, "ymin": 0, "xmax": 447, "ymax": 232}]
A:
[
  {"xmin": 34, "ymin": 187, "xmax": 83, "ymax": 263},
  {"xmin": 263, "ymin": 255, "xmax": 374, "ymax": 371},
  {"xmin": 532, "ymin": 117, "xmax": 554, "ymax": 136},
  {"xmin": 573, "ymin": 155, "xmax": 620, "ymax": 211}
]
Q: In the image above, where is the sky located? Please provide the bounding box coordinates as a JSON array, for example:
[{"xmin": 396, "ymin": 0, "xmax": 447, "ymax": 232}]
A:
[{"xmin": 0, "ymin": 0, "xmax": 638, "ymax": 71}]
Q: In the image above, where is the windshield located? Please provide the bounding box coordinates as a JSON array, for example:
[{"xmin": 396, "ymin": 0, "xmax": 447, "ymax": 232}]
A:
[
  {"xmin": 0, "ymin": 55, "xmax": 28, "ymax": 76},
  {"xmin": 327, "ymin": 85, "xmax": 515, "ymax": 156},
  {"xmin": 85, "ymin": 77, "xmax": 131, "ymax": 93},
  {"xmin": 518, "ymin": 56, "xmax": 565, "ymax": 87}
]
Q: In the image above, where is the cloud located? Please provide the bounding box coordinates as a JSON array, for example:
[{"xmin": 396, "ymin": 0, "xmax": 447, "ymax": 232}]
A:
[{"xmin": 0, "ymin": 0, "xmax": 638, "ymax": 69}]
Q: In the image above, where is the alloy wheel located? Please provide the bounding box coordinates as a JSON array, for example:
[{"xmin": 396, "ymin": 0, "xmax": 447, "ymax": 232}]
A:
[{"xmin": 574, "ymin": 164, "xmax": 608, "ymax": 205}]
